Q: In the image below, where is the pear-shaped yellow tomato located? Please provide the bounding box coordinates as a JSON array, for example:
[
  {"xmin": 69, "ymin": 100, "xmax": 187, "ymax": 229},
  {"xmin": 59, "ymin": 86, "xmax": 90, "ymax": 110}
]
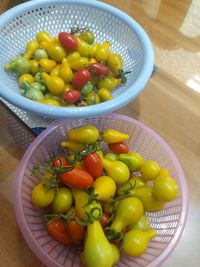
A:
[
  {"xmin": 122, "ymin": 228, "xmax": 156, "ymax": 257},
  {"xmin": 102, "ymin": 128, "xmax": 129, "ymax": 144},
  {"xmin": 102, "ymin": 158, "xmax": 130, "ymax": 184},
  {"xmin": 59, "ymin": 58, "xmax": 73, "ymax": 83},
  {"xmin": 36, "ymin": 31, "xmax": 52, "ymax": 43},
  {"xmin": 140, "ymin": 160, "xmax": 161, "ymax": 180},
  {"xmin": 118, "ymin": 152, "xmax": 144, "ymax": 172},
  {"xmin": 72, "ymin": 189, "xmax": 102, "ymax": 222},
  {"xmin": 93, "ymin": 176, "xmax": 116, "ymax": 202},
  {"xmin": 152, "ymin": 169, "xmax": 178, "ymax": 202},
  {"xmin": 111, "ymin": 197, "xmax": 144, "ymax": 232},
  {"xmin": 47, "ymin": 43, "xmax": 66, "ymax": 62},
  {"xmin": 127, "ymin": 214, "xmax": 150, "ymax": 231},
  {"xmin": 31, "ymin": 182, "xmax": 55, "ymax": 208},
  {"xmin": 41, "ymin": 72, "xmax": 65, "ymax": 95},
  {"xmin": 108, "ymin": 53, "xmax": 123, "ymax": 74},
  {"xmin": 83, "ymin": 221, "xmax": 117, "ymax": 267},
  {"xmin": 134, "ymin": 185, "xmax": 165, "ymax": 212},
  {"xmin": 67, "ymin": 125, "xmax": 99, "ymax": 144}
]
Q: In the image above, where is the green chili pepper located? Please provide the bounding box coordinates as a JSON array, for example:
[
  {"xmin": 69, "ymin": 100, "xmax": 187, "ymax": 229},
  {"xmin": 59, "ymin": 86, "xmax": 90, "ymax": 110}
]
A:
[
  {"xmin": 21, "ymin": 81, "xmax": 44, "ymax": 101},
  {"xmin": 4, "ymin": 56, "xmax": 30, "ymax": 75}
]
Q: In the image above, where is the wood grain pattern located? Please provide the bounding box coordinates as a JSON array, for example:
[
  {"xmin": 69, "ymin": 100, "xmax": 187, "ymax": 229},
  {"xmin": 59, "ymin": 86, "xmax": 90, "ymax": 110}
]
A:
[{"xmin": 0, "ymin": 0, "xmax": 200, "ymax": 266}]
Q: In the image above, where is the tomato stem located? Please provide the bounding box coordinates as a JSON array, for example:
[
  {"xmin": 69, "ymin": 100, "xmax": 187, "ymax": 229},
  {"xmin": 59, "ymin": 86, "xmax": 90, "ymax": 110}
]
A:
[
  {"xmin": 116, "ymin": 69, "xmax": 131, "ymax": 84},
  {"xmin": 85, "ymin": 207, "xmax": 102, "ymax": 224},
  {"xmin": 70, "ymin": 26, "xmax": 90, "ymax": 34}
]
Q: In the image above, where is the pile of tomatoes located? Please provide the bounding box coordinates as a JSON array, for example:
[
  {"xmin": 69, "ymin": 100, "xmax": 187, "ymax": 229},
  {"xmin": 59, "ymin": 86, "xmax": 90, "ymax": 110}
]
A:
[
  {"xmin": 31, "ymin": 125, "xmax": 179, "ymax": 267},
  {"xmin": 4, "ymin": 28, "xmax": 129, "ymax": 107}
]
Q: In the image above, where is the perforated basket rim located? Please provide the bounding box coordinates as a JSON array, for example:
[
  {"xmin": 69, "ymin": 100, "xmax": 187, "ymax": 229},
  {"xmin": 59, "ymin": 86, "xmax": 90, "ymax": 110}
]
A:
[
  {"xmin": 13, "ymin": 113, "xmax": 188, "ymax": 267},
  {"xmin": 0, "ymin": 0, "xmax": 154, "ymax": 119}
]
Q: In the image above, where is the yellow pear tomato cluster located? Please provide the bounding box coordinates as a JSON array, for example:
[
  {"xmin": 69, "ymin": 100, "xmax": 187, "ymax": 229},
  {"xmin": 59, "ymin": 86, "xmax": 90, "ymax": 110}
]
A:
[
  {"xmin": 30, "ymin": 125, "xmax": 179, "ymax": 267},
  {"xmin": 4, "ymin": 28, "xmax": 130, "ymax": 107}
]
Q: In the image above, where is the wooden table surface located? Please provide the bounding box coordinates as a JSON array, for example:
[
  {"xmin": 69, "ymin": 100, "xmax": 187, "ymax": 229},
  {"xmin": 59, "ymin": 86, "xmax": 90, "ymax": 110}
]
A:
[{"xmin": 0, "ymin": 0, "xmax": 200, "ymax": 266}]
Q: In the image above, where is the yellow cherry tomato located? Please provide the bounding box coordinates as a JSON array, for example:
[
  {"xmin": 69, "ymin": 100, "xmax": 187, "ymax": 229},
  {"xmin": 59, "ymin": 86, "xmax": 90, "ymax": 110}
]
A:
[
  {"xmin": 140, "ymin": 160, "xmax": 161, "ymax": 181},
  {"xmin": 69, "ymin": 57, "xmax": 89, "ymax": 70},
  {"xmin": 23, "ymin": 40, "xmax": 40, "ymax": 60},
  {"xmin": 39, "ymin": 58, "xmax": 57, "ymax": 73},
  {"xmin": 29, "ymin": 60, "xmax": 39, "ymax": 74},
  {"xmin": 93, "ymin": 176, "xmax": 116, "ymax": 201},
  {"xmin": 88, "ymin": 57, "xmax": 97, "ymax": 64},
  {"xmin": 108, "ymin": 53, "xmax": 123, "ymax": 74},
  {"xmin": 39, "ymin": 98, "xmax": 60, "ymax": 106},
  {"xmin": 47, "ymin": 43, "xmax": 67, "ymax": 62},
  {"xmin": 67, "ymin": 51, "xmax": 81, "ymax": 63},
  {"xmin": 36, "ymin": 31, "xmax": 52, "ymax": 44},
  {"xmin": 50, "ymin": 65, "xmax": 60, "ymax": 77},
  {"xmin": 59, "ymin": 58, "xmax": 73, "ymax": 83},
  {"xmin": 42, "ymin": 72, "xmax": 65, "ymax": 95},
  {"xmin": 19, "ymin": 74, "xmax": 34, "ymax": 85},
  {"xmin": 98, "ymin": 77, "xmax": 121, "ymax": 91},
  {"xmin": 76, "ymin": 37, "xmax": 91, "ymax": 57},
  {"xmin": 31, "ymin": 182, "xmax": 55, "ymax": 208},
  {"xmin": 89, "ymin": 43, "xmax": 99, "ymax": 58},
  {"xmin": 97, "ymin": 88, "xmax": 112, "ymax": 101},
  {"xmin": 86, "ymin": 92, "xmax": 100, "ymax": 105},
  {"xmin": 96, "ymin": 42, "xmax": 110, "ymax": 62}
]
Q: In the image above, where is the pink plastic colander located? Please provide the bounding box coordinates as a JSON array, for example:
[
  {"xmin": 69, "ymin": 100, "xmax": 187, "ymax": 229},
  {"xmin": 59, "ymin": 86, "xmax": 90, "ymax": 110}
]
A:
[{"xmin": 13, "ymin": 113, "xmax": 188, "ymax": 267}]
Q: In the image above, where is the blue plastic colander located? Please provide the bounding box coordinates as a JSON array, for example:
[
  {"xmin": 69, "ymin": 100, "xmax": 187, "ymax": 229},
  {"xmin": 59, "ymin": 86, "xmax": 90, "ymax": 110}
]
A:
[{"xmin": 0, "ymin": 0, "xmax": 153, "ymax": 119}]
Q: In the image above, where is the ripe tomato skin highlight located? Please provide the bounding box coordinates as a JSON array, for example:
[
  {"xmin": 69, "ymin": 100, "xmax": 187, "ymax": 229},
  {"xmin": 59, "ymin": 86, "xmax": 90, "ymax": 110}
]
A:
[
  {"xmin": 58, "ymin": 32, "xmax": 78, "ymax": 51},
  {"xmin": 108, "ymin": 141, "xmax": 129, "ymax": 154},
  {"xmin": 88, "ymin": 63, "xmax": 109, "ymax": 77},
  {"xmin": 60, "ymin": 167, "xmax": 94, "ymax": 189},
  {"xmin": 63, "ymin": 89, "xmax": 81, "ymax": 104},
  {"xmin": 72, "ymin": 69, "xmax": 91, "ymax": 89},
  {"xmin": 83, "ymin": 152, "xmax": 103, "ymax": 179}
]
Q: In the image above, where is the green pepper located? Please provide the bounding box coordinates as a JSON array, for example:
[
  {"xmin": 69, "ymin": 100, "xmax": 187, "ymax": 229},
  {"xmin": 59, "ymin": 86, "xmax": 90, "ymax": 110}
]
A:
[
  {"xmin": 4, "ymin": 56, "xmax": 30, "ymax": 75},
  {"xmin": 21, "ymin": 81, "xmax": 44, "ymax": 101}
]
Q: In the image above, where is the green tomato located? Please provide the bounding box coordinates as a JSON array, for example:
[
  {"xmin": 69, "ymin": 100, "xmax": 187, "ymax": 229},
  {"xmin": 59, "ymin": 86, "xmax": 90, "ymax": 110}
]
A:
[
  {"xmin": 50, "ymin": 187, "xmax": 73, "ymax": 214},
  {"xmin": 31, "ymin": 183, "xmax": 55, "ymax": 208},
  {"xmin": 152, "ymin": 170, "xmax": 178, "ymax": 202},
  {"xmin": 79, "ymin": 31, "xmax": 95, "ymax": 45},
  {"xmin": 104, "ymin": 152, "xmax": 118, "ymax": 161},
  {"xmin": 34, "ymin": 48, "xmax": 48, "ymax": 60},
  {"xmin": 81, "ymin": 82, "xmax": 93, "ymax": 96},
  {"xmin": 140, "ymin": 160, "xmax": 161, "ymax": 180}
]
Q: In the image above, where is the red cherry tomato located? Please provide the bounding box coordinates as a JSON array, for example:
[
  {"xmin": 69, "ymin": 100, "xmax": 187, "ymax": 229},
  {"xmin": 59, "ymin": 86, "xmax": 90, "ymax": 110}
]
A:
[
  {"xmin": 72, "ymin": 68, "xmax": 91, "ymax": 88},
  {"xmin": 100, "ymin": 212, "xmax": 110, "ymax": 228},
  {"xmin": 52, "ymin": 156, "xmax": 68, "ymax": 168},
  {"xmin": 83, "ymin": 152, "xmax": 103, "ymax": 179},
  {"xmin": 47, "ymin": 218, "xmax": 71, "ymax": 244},
  {"xmin": 63, "ymin": 89, "xmax": 81, "ymax": 103},
  {"xmin": 108, "ymin": 141, "xmax": 129, "ymax": 154},
  {"xmin": 47, "ymin": 218, "xmax": 85, "ymax": 245},
  {"xmin": 60, "ymin": 167, "xmax": 94, "ymax": 189},
  {"xmin": 58, "ymin": 32, "xmax": 78, "ymax": 51},
  {"xmin": 88, "ymin": 63, "xmax": 109, "ymax": 77}
]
